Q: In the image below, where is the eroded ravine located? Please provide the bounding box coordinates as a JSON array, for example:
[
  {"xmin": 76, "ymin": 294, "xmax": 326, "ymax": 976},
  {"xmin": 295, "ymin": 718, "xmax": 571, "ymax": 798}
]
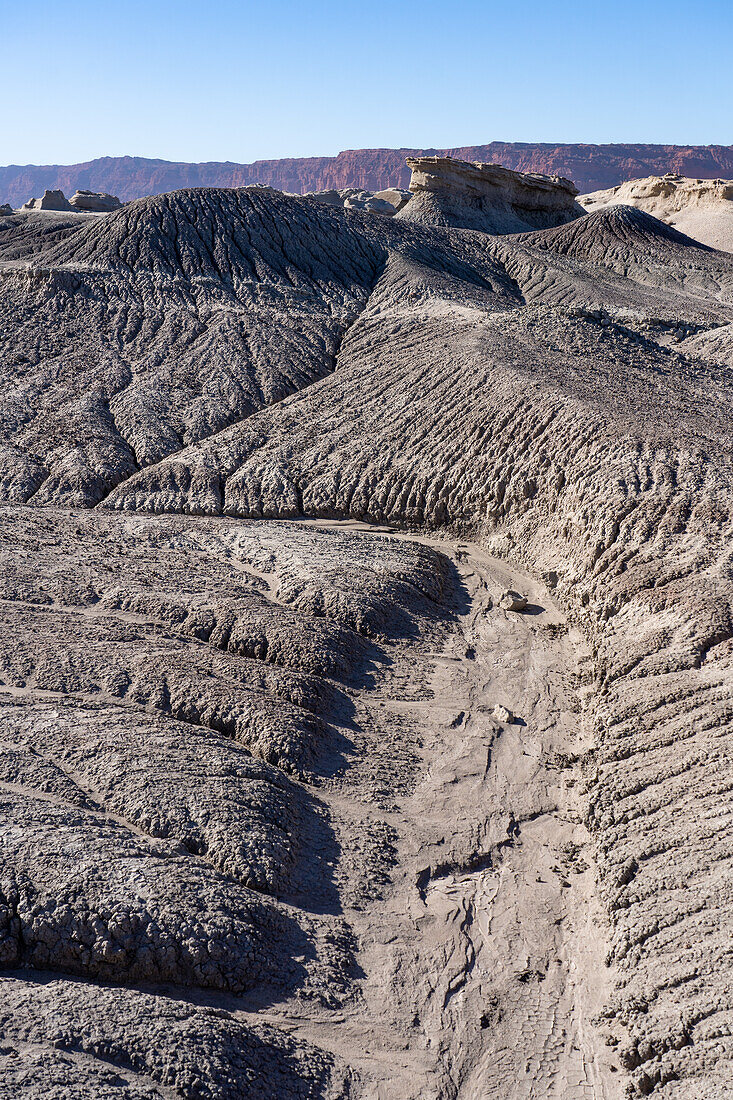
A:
[{"xmin": 255, "ymin": 523, "xmax": 621, "ymax": 1099}]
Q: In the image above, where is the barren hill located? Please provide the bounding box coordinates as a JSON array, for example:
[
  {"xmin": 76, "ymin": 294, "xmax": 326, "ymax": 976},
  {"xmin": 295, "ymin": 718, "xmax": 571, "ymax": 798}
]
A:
[
  {"xmin": 3, "ymin": 142, "xmax": 733, "ymax": 206},
  {"xmin": 580, "ymin": 173, "xmax": 733, "ymax": 252},
  {"xmin": 1, "ymin": 169, "xmax": 732, "ymax": 1098}
]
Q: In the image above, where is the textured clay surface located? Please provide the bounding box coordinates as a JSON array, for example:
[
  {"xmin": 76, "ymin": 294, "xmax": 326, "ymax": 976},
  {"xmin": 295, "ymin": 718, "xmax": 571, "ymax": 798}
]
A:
[{"xmin": 0, "ymin": 179, "xmax": 732, "ymax": 1097}]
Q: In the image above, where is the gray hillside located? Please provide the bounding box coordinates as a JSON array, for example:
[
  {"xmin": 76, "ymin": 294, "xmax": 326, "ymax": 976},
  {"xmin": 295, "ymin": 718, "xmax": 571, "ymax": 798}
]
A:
[{"xmin": 0, "ymin": 171, "xmax": 732, "ymax": 1098}]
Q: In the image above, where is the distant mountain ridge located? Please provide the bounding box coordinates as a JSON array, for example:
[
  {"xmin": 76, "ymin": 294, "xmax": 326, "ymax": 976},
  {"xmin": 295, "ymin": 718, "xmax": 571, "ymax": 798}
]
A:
[{"xmin": 3, "ymin": 143, "xmax": 733, "ymax": 206}]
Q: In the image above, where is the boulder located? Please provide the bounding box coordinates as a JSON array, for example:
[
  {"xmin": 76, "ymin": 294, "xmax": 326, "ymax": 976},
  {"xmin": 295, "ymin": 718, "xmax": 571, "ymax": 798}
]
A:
[
  {"xmin": 344, "ymin": 193, "xmax": 398, "ymax": 216},
  {"xmin": 398, "ymin": 156, "xmax": 584, "ymax": 234},
  {"xmin": 0, "ymin": 204, "xmax": 13, "ymax": 217},
  {"xmin": 373, "ymin": 187, "xmax": 412, "ymax": 212},
  {"xmin": 499, "ymin": 590, "xmax": 528, "ymax": 612},
  {"xmin": 300, "ymin": 188, "xmax": 343, "ymax": 207},
  {"xmin": 21, "ymin": 189, "xmax": 73, "ymax": 212},
  {"xmin": 69, "ymin": 189, "xmax": 123, "ymax": 212},
  {"xmin": 341, "ymin": 189, "xmax": 374, "ymax": 211},
  {"xmin": 302, "ymin": 187, "xmax": 406, "ymax": 216}
]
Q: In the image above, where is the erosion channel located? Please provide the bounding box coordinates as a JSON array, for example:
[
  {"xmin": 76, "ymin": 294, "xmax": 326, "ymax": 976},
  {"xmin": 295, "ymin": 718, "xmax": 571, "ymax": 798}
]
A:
[{"xmin": 257, "ymin": 520, "xmax": 617, "ymax": 1100}]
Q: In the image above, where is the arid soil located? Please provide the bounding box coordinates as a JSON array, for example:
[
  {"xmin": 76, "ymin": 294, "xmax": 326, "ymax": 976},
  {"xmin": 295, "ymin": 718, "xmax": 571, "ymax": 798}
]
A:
[
  {"xmin": 0, "ymin": 178, "xmax": 732, "ymax": 1097},
  {"xmin": 278, "ymin": 523, "xmax": 616, "ymax": 1100}
]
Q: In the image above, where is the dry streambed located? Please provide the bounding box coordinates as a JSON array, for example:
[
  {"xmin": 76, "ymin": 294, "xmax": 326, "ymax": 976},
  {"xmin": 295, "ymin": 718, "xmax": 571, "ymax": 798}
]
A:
[{"xmin": 258, "ymin": 524, "xmax": 620, "ymax": 1100}]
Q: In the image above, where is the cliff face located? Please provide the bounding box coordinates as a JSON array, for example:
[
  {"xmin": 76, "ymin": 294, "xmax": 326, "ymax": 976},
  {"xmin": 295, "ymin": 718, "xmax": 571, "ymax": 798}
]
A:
[{"xmin": 3, "ymin": 143, "xmax": 733, "ymax": 206}]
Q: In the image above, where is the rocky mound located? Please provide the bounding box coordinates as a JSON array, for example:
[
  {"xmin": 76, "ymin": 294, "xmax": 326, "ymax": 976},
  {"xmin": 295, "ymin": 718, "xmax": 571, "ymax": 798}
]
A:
[
  {"xmin": 20, "ymin": 188, "xmax": 73, "ymax": 212},
  {"xmin": 580, "ymin": 173, "xmax": 733, "ymax": 252},
  {"xmin": 0, "ymin": 184, "xmax": 520, "ymax": 508},
  {"xmin": 69, "ymin": 188, "xmax": 123, "ymax": 212},
  {"xmin": 1, "ymin": 175, "xmax": 733, "ymax": 1097},
  {"xmin": 398, "ymin": 156, "xmax": 584, "ymax": 233}
]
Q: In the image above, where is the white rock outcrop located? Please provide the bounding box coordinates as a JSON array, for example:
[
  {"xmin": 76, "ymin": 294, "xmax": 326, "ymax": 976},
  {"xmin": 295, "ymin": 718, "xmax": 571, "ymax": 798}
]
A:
[
  {"xmin": 580, "ymin": 173, "xmax": 733, "ymax": 252},
  {"xmin": 20, "ymin": 189, "xmax": 73, "ymax": 212},
  {"xmin": 69, "ymin": 189, "xmax": 123, "ymax": 212}
]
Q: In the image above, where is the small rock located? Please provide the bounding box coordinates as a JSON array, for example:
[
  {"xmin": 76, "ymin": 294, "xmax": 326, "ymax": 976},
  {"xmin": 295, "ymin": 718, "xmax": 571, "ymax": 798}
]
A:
[
  {"xmin": 492, "ymin": 704, "xmax": 514, "ymax": 724},
  {"xmin": 499, "ymin": 589, "xmax": 528, "ymax": 612}
]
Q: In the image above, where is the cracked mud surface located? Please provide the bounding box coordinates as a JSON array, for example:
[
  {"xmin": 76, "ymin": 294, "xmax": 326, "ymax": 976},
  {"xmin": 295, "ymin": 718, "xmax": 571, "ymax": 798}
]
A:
[{"xmin": 1, "ymin": 186, "xmax": 732, "ymax": 1097}]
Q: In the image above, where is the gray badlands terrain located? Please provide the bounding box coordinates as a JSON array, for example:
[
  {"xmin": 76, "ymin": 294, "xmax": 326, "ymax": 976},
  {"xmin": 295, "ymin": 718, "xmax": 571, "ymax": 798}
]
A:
[{"xmin": 0, "ymin": 157, "xmax": 732, "ymax": 1098}]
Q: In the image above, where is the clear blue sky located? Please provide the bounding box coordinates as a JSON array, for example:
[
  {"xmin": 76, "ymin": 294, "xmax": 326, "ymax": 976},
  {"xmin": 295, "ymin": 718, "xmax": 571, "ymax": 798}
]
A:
[{"xmin": 2, "ymin": 0, "xmax": 731, "ymax": 166}]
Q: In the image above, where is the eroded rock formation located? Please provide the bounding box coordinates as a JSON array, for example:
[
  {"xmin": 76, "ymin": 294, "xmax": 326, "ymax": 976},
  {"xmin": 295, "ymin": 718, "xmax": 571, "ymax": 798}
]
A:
[
  {"xmin": 69, "ymin": 188, "xmax": 123, "ymax": 212},
  {"xmin": 399, "ymin": 156, "xmax": 584, "ymax": 233},
  {"xmin": 302, "ymin": 186, "xmax": 411, "ymax": 215},
  {"xmin": 20, "ymin": 188, "xmax": 72, "ymax": 211},
  {"xmin": 0, "ymin": 167, "xmax": 732, "ymax": 1097}
]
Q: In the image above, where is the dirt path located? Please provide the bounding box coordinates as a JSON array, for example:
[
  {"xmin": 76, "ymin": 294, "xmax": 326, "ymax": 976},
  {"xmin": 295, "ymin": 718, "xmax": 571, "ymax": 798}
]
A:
[{"xmin": 259, "ymin": 526, "xmax": 621, "ymax": 1099}]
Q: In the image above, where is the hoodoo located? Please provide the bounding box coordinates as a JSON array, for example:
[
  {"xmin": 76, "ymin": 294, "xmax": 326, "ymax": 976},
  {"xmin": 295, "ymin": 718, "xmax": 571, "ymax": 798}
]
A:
[{"xmin": 20, "ymin": 188, "xmax": 73, "ymax": 212}]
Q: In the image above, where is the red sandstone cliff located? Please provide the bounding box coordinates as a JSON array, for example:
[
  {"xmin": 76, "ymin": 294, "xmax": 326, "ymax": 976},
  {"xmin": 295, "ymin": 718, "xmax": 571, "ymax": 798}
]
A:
[{"xmin": 3, "ymin": 144, "xmax": 733, "ymax": 207}]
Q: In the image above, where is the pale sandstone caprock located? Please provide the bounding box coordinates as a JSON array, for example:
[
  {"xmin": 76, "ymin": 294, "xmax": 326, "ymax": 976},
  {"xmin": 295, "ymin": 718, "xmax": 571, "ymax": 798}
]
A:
[
  {"xmin": 398, "ymin": 155, "xmax": 585, "ymax": 233},
  {"xmin": 69, "ymin": 188, "xmax": 123, "ymax": 212},
  {"xmin": 20, "ymin": 188, "xmax": 73, "ymax": 211},
  {"xmin": 0, "ymin": 172, "xmax": 732, "ymax": 1098},
  {"xmin": 580, "ymin": 173, "xmax": 733, "ymax": 252}
]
